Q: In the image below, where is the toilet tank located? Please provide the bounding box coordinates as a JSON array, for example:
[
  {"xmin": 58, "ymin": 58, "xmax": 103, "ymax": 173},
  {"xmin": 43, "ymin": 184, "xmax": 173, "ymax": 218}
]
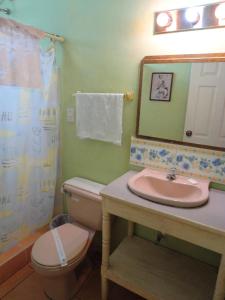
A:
[{"xmin": 62, "ymin": 177, "xmax": 105, "ymax": 231}]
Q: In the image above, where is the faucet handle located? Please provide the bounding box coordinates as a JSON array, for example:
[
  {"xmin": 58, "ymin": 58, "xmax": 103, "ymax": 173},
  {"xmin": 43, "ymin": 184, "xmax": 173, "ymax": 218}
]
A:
[
  {"xmin": 169, "ymin": 167, "xmax": 176, "ymax": 174},
  {"xmin": 167, "ymin": 167, "xmax": 177, "ymax": 181}
]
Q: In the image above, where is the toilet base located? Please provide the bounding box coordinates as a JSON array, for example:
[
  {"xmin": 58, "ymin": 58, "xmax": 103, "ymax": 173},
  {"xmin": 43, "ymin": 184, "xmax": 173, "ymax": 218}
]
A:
[
  {"xmin": 40, "ymin": 258, "xmax": 93, "ymax": 300},
  {"xmin": 41, "ymin": 270, "xmax": 77, "ymax": 300}
]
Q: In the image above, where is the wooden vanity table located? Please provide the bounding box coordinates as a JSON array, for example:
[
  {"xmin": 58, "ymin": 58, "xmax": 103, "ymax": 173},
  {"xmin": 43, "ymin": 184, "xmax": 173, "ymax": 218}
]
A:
[{"xmin": 101, "ymin": 171, "xmax": 225, "ymax": 300}]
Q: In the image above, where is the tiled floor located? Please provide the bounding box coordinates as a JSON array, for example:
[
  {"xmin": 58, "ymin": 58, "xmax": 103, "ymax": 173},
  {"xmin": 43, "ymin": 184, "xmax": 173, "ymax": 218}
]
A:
[
  {"xmin": 0, "ymin": 226, "xmax": 48, "ymax": 286},
  {"xmin": 3, "ymin": 272, "xmax": 46, "ymax": 300},
  {"xmin": 3, "ymin": 268, "xmax": 144, "ymax": 300}
]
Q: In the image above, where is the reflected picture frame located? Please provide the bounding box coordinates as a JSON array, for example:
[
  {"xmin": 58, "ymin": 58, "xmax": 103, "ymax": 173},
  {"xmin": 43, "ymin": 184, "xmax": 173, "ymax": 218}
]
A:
[{"xmin": 150, "ymin": 72, "xmax": 173, "ymax": 101}]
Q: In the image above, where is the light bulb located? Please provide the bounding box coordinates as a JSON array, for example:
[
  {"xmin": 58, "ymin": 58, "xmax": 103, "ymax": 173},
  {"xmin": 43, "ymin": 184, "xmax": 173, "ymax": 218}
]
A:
[
  {"xmin": 185, "ymin": 7, "xmax": 200, "ymax": 25},
  {"xmin": 156, "ymin": 12, "xmax": 172, "ymax": 28},
  {"xmin": 215, "ymin": 3, "xmax": 225, "ymax": 19}
]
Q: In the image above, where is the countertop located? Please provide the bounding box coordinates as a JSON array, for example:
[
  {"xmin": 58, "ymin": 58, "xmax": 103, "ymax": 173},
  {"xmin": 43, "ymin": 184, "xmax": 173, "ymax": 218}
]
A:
[{"xmin": 101, "ymin": 171, "xmax": 225, "ymax": 235}]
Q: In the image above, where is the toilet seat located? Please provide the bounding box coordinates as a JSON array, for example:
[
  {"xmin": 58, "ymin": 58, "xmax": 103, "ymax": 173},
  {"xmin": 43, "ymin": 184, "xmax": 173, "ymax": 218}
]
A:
[{"xmin": 32, "ymin": 223, "xmax": 89, "ymax": 268}]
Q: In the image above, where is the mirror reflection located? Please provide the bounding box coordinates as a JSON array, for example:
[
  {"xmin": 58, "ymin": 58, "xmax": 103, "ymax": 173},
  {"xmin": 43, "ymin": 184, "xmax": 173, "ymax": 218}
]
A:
[{"xmin": 137, "ymin": 59, "xmax": 225, "ymax": 149}]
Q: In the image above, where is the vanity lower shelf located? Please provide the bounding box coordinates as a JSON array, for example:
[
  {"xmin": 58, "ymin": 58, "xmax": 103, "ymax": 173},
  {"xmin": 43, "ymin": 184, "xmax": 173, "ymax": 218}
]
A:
[{"xmin": 106, "ymin": 236, "xmax": 218, "ymax": 300}]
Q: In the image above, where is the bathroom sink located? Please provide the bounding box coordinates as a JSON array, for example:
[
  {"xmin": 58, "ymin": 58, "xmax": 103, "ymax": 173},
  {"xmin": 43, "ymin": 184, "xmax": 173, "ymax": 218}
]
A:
[{"xmin": 127, "ymin": 168, "xmax": 210, "ymax": 208}]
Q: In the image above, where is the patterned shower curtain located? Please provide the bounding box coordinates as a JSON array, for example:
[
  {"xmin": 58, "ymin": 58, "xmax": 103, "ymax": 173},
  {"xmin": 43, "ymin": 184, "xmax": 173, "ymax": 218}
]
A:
[{"xmin": 0, "ymin": 19, "xmax": 59, "ymax": 253}]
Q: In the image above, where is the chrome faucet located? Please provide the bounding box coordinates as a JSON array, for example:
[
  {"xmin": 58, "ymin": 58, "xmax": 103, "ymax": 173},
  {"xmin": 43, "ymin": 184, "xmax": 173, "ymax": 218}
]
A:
[{"xmin": 166, "ymin": 167, "xmax": 176, "ymax": 181}]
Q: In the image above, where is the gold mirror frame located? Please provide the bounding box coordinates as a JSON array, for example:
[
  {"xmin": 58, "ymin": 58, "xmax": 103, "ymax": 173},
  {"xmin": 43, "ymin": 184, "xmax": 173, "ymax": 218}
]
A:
[{"xmin": 136, "ymin": 53, "xmax": 225, "ymax": 151}]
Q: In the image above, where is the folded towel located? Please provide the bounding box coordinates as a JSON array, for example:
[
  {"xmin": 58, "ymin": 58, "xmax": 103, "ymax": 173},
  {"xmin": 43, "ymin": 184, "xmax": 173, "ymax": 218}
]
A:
[{"xmin": 76, "ymin": 93, "xmax": 123, "ymax": 145}]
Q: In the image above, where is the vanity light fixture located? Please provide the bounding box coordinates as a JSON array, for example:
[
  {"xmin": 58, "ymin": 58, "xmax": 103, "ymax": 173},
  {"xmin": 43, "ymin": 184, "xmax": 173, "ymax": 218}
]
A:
[
  {"xmin": 154, "ymin": 1, "xmax": 225, "ymax": 34},
  {"xmin": 215, "ymin": 2, "xmax": 225, "ymax": 19},
  {"xmin": 156, "ymin": 12, "xmax": 172, "ymax": 28},
  {"xmin": 215, "ymin": 2, "xmax": 225, "ymax": 25},
  {"xmin": 185, "ymin": 7, "xmax": 200, "ymax": 25}
]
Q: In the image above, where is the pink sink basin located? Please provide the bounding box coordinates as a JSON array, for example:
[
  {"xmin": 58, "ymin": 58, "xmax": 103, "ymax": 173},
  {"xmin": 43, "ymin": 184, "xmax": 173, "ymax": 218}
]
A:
[{"xmin": 128, "ymin": 168, "xmax": 210, "ymax": 208}]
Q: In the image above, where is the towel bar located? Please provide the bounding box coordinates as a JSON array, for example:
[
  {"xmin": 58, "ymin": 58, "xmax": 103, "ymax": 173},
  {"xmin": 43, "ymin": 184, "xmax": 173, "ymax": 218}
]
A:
[
  {"xmin": 73, "ymin": 91, "xmax": 134, "ymax": 102},
  {"xmin": 123, "ymin": 91, "xmax": 134, "ymax": 102}
]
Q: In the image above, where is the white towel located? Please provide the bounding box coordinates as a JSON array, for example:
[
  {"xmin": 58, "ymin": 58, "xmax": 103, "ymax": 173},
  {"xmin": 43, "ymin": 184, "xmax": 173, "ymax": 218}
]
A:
[{"xmin": 75, "ymin": 93, "xmax": 124, "ymax": 145}]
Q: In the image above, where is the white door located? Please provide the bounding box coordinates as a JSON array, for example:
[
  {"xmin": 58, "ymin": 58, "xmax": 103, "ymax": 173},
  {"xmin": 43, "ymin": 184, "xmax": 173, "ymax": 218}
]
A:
[{"xmin": 183, "ymin": 62, "xmax": 225, "ymax": 147}]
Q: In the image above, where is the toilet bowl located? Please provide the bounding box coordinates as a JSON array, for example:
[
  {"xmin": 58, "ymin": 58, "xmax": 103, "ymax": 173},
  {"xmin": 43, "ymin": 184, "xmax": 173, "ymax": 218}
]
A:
[{"xmin": 31, "ymin": 177, "xmax": 105, "ymax": 300}]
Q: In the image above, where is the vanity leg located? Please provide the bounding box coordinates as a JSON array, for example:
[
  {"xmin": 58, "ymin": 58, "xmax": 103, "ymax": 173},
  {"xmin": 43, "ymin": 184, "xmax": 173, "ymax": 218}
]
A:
[
  {"xmin": 213, "ymin": 254, "xmax": 225, "ymax": 300},
  {"xmin": 101, "ymin": 276, "xmax": 109, "ymax": 300},
  {"xmin": 128, "ymin": 221, "xmax": 134, "ymax": 237},
  {"xmin": 101, "ymin": 211, "xmax": 111, "ymax": 300}
]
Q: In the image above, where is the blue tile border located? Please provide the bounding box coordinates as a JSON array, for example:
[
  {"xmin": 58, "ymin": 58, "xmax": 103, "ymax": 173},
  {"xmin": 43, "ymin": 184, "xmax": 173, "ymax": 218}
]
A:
[{"xmin": 130, "ymin": 137, "xmax": 225, "ymax": 184}]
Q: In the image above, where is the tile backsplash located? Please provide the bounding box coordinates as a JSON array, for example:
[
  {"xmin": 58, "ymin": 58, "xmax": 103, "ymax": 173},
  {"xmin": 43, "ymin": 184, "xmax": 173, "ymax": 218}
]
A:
[{"xmin": 130, "ymin": 137, "xmax": 225, "ymax": 184}]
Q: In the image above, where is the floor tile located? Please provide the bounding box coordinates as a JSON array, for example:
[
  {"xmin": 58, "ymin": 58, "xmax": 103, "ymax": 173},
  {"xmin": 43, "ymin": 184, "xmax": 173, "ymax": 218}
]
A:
[
  {"xmin": 0, "ymin": 252, "xmax": 27, "ymax": 284},
  {"xmin": 0, "ymin": 265, "xmax": 33, "ymax": 298},
  {"xmin": 76, "ymin": 268, "xmax": 143, "ymax": 300},
  {"xmin": 75, "ymin": 269, "xmax": 101, "ymax": 300},
  {"xmin": 3, "ymin": 267, "xmax": 144, "ymax": 300},
  {"xmin": 3, "ymin": 272, "xmax": 46, "ymax": 300}
]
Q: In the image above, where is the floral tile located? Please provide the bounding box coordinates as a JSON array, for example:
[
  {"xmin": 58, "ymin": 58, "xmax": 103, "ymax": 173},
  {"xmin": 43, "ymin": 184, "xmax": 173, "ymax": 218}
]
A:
[{"xmin": 130, "ymin": 137, "xmax": 225, "ymax": 184}]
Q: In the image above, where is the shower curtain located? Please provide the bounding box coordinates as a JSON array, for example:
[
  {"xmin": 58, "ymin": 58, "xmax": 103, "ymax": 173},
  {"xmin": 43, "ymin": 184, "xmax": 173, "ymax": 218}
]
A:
[{"xmin": 0, "ymin": 19, "xmax": 60, "ymax": 253}]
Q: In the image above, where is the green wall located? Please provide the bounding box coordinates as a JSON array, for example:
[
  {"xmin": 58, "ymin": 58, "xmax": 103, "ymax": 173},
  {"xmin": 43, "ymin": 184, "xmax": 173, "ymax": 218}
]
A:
[
  {"xmin": 61, "ymin": 0, "xmax": 151, "ymax": 184},
  {"xmin": 9, "ymin": 0, "xmax": 66, "ymax": 38},
  {"xmin": 139, "ymin": 63, "xmax": 191, "ymax": 140}
]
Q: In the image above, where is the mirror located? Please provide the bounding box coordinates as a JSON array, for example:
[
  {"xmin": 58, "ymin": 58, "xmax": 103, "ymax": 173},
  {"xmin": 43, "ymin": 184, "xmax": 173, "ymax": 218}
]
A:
[{"xmin": 136, "ymin": 53, "xmax": 225, "ymax": 151}]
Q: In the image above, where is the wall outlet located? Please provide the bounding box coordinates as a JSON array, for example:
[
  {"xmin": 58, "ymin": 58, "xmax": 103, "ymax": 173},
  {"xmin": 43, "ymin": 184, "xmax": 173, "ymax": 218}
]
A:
[{"xmin": 66, "ymin": 107, "xmax": 75, "ymax": 123}]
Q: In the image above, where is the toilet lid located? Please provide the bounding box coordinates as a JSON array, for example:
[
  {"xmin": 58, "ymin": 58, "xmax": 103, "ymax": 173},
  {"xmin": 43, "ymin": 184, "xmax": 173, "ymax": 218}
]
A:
[{"xmin": 32, "ymin": 223, "xmax": 89, "ymax": 267}]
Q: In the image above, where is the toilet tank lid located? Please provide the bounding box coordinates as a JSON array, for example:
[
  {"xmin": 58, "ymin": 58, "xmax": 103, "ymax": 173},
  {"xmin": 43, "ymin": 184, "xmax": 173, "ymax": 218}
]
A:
[{"xmin": 63, "ymin": 177, "xmax": 105, "ymax": 195}]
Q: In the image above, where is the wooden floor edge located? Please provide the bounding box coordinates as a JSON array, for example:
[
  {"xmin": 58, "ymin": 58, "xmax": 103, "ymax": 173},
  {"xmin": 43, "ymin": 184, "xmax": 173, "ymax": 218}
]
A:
[{"xmin": 0, "ymin": 264, "xmax": 34, "ymax": 298}]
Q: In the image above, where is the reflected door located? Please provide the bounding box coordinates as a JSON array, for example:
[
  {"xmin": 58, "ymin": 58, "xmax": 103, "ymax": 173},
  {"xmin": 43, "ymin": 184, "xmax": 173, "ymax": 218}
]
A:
[{"xmin": 183, "ymin": 62, "xmax": 225, "ymax": 147}]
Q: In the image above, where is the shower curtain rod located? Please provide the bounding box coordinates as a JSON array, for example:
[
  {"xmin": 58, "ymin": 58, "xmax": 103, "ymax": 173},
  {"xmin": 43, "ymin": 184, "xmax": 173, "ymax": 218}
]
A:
[
  {"xmin": 0, "ymin": 17, "xmax": 65, "ymax": 42},
  {"xmin": 45, "ymin": 32, "xmax": 64, "ymax": 43}
]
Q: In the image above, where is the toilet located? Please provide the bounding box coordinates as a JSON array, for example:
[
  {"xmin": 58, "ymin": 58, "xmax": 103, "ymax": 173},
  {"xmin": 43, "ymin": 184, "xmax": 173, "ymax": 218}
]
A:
[{"xmin": 31, "ymin": 177, "xmax": 105, "ymax": 300}]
